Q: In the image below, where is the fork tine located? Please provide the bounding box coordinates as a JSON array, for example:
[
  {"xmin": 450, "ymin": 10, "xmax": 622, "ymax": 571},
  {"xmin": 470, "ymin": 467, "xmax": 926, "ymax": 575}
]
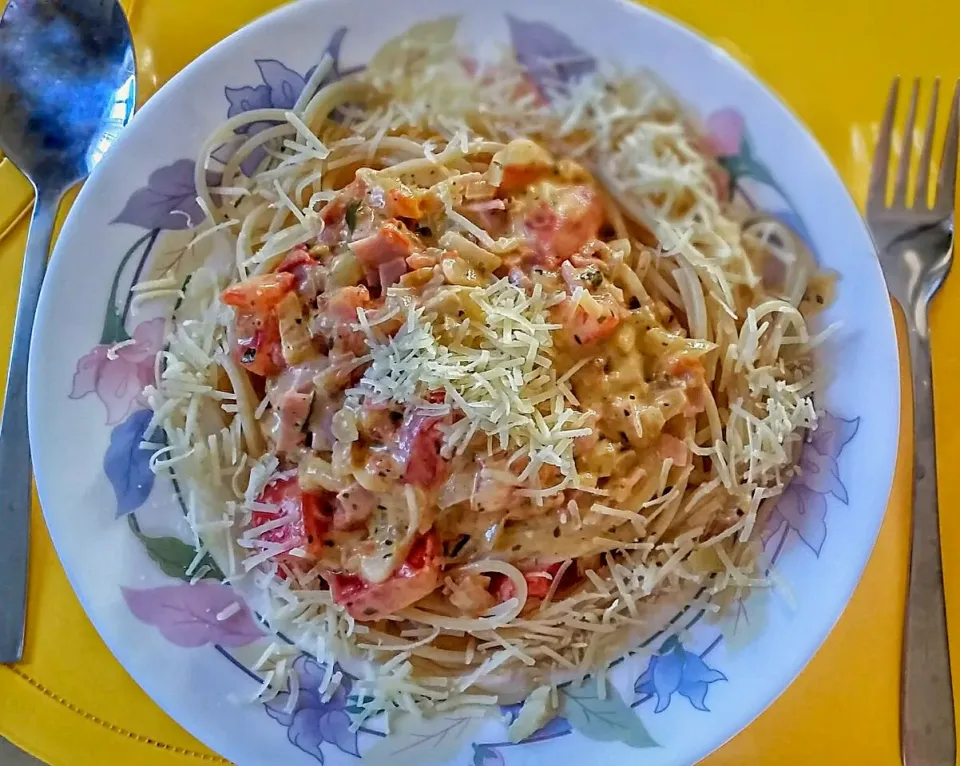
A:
[
  {"xmin": 914, "ymin": 78, "xmax": 940, "ymax": 208},
  {"xmin": 934, "ymin": 80, "xmax": 960, "ymax": 212},
  {"xmin": 869, "ymin": 77, "xmax": 899, "ymax": 210},
  {"xmin": 893, "ymin": 78, "xmax": 920, "ymax": 207}
]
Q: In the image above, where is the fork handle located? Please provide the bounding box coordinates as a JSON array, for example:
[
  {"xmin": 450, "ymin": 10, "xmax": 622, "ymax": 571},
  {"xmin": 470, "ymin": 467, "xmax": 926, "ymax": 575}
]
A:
[
  {"xmin": 902, "ymin": 317, "xmax": 956, "ymax": 766},
  {"xmin": 0, "ymin": 185, "xmax": 61, "ymax": 664}
]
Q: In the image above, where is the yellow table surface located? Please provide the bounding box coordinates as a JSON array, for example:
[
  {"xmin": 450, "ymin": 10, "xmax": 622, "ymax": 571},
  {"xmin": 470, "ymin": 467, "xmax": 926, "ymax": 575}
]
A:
[{"xmin": 0, "ymin": 0, "xmax": 953, "ymax": 763}]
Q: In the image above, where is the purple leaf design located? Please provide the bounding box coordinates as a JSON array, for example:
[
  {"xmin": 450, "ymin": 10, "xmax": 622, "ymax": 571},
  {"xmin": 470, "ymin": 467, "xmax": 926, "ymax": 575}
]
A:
[
  {"xmin": 321, "ymin": 27, "xmax": 351, "ymax": 79},
  {"xmin": 681, "ymin": 654, "xmax": 727, "ymax": 685},
  {"xmin": 256, "ymin": 59, "xmax": 308, "ymax": 110},
  {"xmin": 677, "ymin": 678, "xmax": 712, "ymax": 712},
  {"xmin": 220, "ymin": 30, "xmax": 356, "ymax": 179},
  {"xmin": 776, "ymin": 486, "xmax": 828, "ymax": 556},
  {"xmin": 112, "ymin": 159, "xmax": 205, "ymax": 230},
  {"xmin": 210, "ymin": 143, "xmax": 236, "ymax": 163},
  {"xmin": 798, "ymin": 448, "xmax": 848, "ymax": 503},
  {"xmin": 811, "ymin": 412, "xmax": 860, "ymax": 461},
  {"xmin": 761, "ymin": 509, "xmax": 786, "ymax": 547},
  {"xmin": 675, "ymin": 654, "xmax": 726, "ymax": 712},
  {"xmin": 473, "ymin": 744, "xmax": 505, "ymax": 766},
  {"xmin": 560, "ymin": 683, "xmax": 658, "ymax": 747},
  {"xmin": 649, "ymin": 651, "xmax": 683, "ymax": 713},
  {"xmin": 225, "ymin": 83, "xmax": 272, "ymax": 120},
  {"xmin": 317, "ymin": 710, "xmax": 358, "ymax": 757},
  {"xmin": 288, "ymin": 708, "xmax": 326, "ymax": 763},
  {"xmin": 239, "ymin": 122, "xmax": 274, "ymax": 178},
  {"xmin": 122, "ymin": 582, "xmax": 263, "ymax": 648},
  {"xmin": 104, "ymin": 409, "xmax": 157, "ymax": 517},
  {"xmin": 762, "ymin": 410, "xmax": 858, "ymax": 557},
  {"xmin": 635, "ymin": 638, "xmax": 726, "ymax": 714},
  {"xmin": 506, "ymin": 16, "xmax": 596, "ymax": 99},
  {"xmin": 264, "ymin": 655, "xmax": 358, "ymax": 762}
]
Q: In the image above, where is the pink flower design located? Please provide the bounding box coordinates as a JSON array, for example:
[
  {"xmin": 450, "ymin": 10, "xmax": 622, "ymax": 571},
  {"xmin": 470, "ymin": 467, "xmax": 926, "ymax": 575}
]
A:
[
  {"xmin": 122, "ymin": 582, "xmax": 263, "ymax": 648},
  {"xmin": 70, "ymin": 318, "xmax": 165, "ymax": 425},
  {"xmin": 705, "ymin": 109, "xmax": 746, "ymax": 157}
]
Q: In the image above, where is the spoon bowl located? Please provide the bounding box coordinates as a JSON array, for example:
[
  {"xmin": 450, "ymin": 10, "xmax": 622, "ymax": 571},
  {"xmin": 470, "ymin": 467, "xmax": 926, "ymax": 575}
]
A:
[
  {"xmin": 0, "ymin": 0, "xmax": 135, "ymax": 663},
  {"xmin": 0, "ymin": 0, "xmax": 135, "ymax": 188}
]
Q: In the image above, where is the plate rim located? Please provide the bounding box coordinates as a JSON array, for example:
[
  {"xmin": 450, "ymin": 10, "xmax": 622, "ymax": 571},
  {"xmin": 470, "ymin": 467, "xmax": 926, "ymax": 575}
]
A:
[{"xmin": 26, "ymin": 0, "xmax": 901, "ymax": 763}]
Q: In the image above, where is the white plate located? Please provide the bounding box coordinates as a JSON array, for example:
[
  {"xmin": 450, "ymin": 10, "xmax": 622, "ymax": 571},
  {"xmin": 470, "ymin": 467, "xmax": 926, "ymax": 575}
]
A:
[{"xmin": 28, "ymin": 1, "xmax": 899, "ymax": 764}]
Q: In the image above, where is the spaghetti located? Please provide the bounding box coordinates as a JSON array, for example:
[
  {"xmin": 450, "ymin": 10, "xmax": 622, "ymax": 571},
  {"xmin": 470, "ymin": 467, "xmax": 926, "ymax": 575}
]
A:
[{"xmin": 144, "ymin": 38, "xmax": 831, "ymax": 723}]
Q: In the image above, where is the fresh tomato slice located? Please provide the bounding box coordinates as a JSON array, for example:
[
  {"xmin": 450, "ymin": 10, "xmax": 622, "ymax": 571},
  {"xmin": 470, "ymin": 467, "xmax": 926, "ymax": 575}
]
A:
[
  {"xmin": 392, "ymin": 394, "xmax": 449, "ymax": 488},
  {"xmin": 492, "ymin": 561, "xmax": 568, "ymax": 601},
  {"xmin": 385, "ymin": 187, "xmax": 424, "ymax": 219},
  {"xmin": 234, "ymin": 311, "xmax": 285, "ymax": 377},
  {"xmin": 221, "ymin": 272, "xmax": 296, "ymax": 313},
  {"xmin": 401, "ymin": 416, "xmax": 447, "ymax": 487},
  {"xmin": 223, "ymin": 272, "xmax": 297, "ymax": 377},
  {"xmin": 251, "ymin": 476, "xmax": 331, "ymax": 559},
  {"xmin": 326, "ymin": 533, "xmax": 441, "ymax": 620}
]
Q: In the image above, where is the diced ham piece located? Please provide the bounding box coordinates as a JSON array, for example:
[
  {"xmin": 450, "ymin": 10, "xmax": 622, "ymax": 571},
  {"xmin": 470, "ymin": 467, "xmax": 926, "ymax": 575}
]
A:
[
  {"xmin": 657, "ymin": 434, "xmax": 690, "ymax": 467},
  {"xmin": 221, "ymin": 272, "xmax": 295, "ymax": 313},
  {"xmin": 276, "ymin": 390, "xmax": 313, "ymax": 454},
  {"xmin": 333, "ymin": 483, "xmax": 377, "ymax": 531},
  {"xmin": 328, "ymin": 285, "xmax": 370, "ymax": 325},
  {"xmin": 318, "ymin": 200, "xmax": 347, "ymax": 245},
  {"xmin": 277, "ymin": 247, "xmax": 313, "ymax": 274},
  {"xmin": 278, "ymin": 246, "xmax": 324, "ymax": 301},
  {"xmin": 267, "ymin": 356, "xmax": 330, "ymax": 408},
  {"xmin": 325, "ymin": 533, "xmax": 441, "ymax": 620},
  {"xmin": 349, "ymin": 222, "xmax": 416, "ymax": 273},
  {"xmin": 522, "ymin": 184, "xmax": 604, "ymax": 267},
  {"xmin": 308, "ymin": 396, "xmax": 339, "ymax": 452},
  {"xmin": 461, "ymin": 199, "xmax": 507, "ymax": 236},
  {"xmin": 321, "ymin": 199, "xmax": 347, "ymax": 226},
  {"xmin": 327, "ymin": 285, "xmax": 370, "ymax": 326},
  {"xmin": 313, "ymin": 286, "xmax": 373, "ymax": 357},
  {"xmin": 378, "ymin": 257, "xmax": 409, "ymax": 289},
  {"xmin": 314, "ymin": 286, "xmax": 371, "ymax": 338},
  {"xmin": 318, "ymin": 180, "xmax": 367, "ymax": 244}
]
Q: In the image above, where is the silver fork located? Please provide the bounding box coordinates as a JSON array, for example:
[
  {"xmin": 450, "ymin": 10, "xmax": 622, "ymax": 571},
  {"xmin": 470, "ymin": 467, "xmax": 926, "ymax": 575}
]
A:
[{"xmin": 867, "ymin": 77, "xmax": 959, "ymax": 766}]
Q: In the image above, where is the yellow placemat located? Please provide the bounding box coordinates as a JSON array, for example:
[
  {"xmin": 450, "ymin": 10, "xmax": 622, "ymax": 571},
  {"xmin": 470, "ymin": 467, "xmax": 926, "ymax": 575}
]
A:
[{"xmin": 0, "ymin": 0, "xmax": 952, "ymax": 763}]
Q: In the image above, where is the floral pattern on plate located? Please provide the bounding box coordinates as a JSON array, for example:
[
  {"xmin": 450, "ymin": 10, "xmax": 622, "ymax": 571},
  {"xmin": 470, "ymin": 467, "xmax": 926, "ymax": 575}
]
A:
[{"xmin": 263, "ymin": 655, "xmax": 361, "ymax": 762}]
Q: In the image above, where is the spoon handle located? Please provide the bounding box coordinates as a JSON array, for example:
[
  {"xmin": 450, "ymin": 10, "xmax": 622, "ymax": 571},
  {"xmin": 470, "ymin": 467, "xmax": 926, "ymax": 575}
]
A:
[{"xmin": 0, "ymin": 186, "xmax": 61, "ymax": 664}]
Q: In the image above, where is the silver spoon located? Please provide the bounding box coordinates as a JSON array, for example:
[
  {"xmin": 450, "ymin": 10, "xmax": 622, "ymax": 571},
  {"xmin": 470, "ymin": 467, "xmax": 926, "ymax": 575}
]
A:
[{"xmin": 0, "ymin": 0, "xmax": 135, "ymax": 663}]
